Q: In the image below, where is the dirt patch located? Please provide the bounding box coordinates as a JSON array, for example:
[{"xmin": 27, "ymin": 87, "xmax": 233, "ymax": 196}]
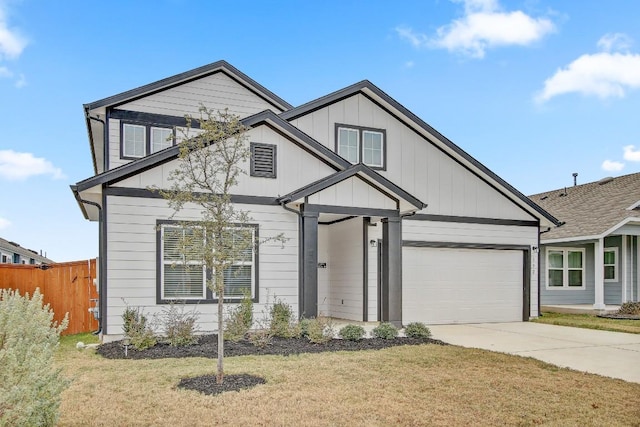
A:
[{"xmin": 97, "ymin": 334, "xmax": 445, "ymax": 395}]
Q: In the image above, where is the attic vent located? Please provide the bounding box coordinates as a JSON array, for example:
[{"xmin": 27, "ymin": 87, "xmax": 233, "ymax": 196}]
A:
[
  {"xmin": 598, "ymin": 176, "xmax": 614, "ymax": 185},
  {"xmin": 250, "ymin": 142, "xmax": 277, "ymax": 178}
]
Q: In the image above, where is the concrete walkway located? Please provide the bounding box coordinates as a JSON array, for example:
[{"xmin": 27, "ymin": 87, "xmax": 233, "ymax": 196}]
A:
[{"xmin": 428, "ymin": 322, "xmax": 640, "ymax": 384}]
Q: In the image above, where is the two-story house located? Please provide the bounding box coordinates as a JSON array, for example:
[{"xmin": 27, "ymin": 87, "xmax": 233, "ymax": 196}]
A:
[{"xmin": 71, "ymin": 61, "xmax": 558, "ymax": 340}]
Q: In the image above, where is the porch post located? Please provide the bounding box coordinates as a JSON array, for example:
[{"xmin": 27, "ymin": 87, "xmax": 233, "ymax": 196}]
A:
[
  {"xmin": 301, "ymin": 209, "xmax": 319, "ymax": 318},
  {"xmin": 594, "ymin": 238, "xmax": 605, "ymax": 309},
  {"xmin": 622, "ymin": 235, "xmax": 628, "ymax": 303},
  {"xmin": 382, "ymin": 216, "xmax": 402, "ymax": 327}
]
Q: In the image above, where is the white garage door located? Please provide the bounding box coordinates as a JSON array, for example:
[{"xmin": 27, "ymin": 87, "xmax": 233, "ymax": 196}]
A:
[{"xmin": 403, "ymin": 247, "xmax": 523, "ymax": 324}]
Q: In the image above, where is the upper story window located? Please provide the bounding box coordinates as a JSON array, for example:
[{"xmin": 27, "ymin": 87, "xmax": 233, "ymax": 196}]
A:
[
  {"xmin": 335, "ymin": 124, "xmax": 386, "ymax": 169},
  {"xmin": 122, "ymin": 123, "xmax": 174, "ymax": 159}
]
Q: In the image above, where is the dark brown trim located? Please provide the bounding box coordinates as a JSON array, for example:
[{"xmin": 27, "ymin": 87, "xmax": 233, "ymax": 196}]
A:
[
  {"xmin": 318, "ymin": 215, "xmax": 358, "ymax": 225},
  {"xmin": 101, "ymin": 188, "xmax": 108, "ymax": 334},
  {"xmin": 304, "ymin": 203, "xmax": 399, "ymax": 218},
  {"xmin": 111, "ymin": 109, "xmax": 201, "ymax": 129},
  {"xmin": 408, "ymin": 214, "xmax": 539, "ymax": 227},
  {"xmin": 155, "ymin": 220, "xmax": 260, "ymax": 304}
]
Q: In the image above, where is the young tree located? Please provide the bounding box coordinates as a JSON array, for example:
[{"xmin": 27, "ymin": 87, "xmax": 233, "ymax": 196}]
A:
[{"xmin": 159, "ymin": 106, "xmax": 278, "ymax": 384}]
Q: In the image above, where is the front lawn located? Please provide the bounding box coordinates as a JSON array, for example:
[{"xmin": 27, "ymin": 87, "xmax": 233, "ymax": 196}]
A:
[
  {"xmin": 55, "ymin": 334, "xmax": 640, "ymax": 426},
  {"xmin": 533, "ymin": 312, "xmax": 640, "ymax": 334}
]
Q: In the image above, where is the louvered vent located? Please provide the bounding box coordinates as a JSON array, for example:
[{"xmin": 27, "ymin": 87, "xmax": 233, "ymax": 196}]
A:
[{"xmin": 250, "ymin": 142, "xmax": 277, "ymax": 178}]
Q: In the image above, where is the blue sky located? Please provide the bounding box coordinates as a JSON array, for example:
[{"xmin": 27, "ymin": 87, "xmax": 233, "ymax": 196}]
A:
[{"xmin": 1, "ymin": 0, "xmax": 640, "ymax": 261}]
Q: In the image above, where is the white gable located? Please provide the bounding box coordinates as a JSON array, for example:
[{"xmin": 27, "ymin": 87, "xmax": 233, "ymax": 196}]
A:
[{"xmin": 290, "ymin": 93, "xmax": 535, "ymax": 222}]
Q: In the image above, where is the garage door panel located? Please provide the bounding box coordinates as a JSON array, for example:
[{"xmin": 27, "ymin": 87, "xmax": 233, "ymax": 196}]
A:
[{"xmin": 403, "ymin": 247, "xmax": 523, "ymax": 324}]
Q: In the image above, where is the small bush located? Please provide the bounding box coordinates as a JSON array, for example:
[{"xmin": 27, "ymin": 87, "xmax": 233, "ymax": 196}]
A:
[
  {"xmin": 372, "ymin": 322, "xmax": 398, "ymax": 339},
  {"xmin": 618, "ymin": 302, "xmax": 640, "ymax": 315},
  {"xmin": 247, "ymin": 329, "xmax": 273, "ymax": 348},
  {"xmin": 270, "ymin": 299, "xmax": 296, "ymax": 338},
  {"xmin": 0, "ymin": 288, "xmax": 69, "ymax": 426},
  {"xmin": 338, "ymin": 324, "xmax": 366, "ymax": 341},
  {"xmin": 404, "ymin": 322, "xmax": 431, "ymax": 339},
  {"xmin": 306, "ymin": 316, "xmax": 335, "ymax": 344},
  {"xmin": 122, "ymin": 306, "xmax": 156, "ymax": 350},
  {"xmin": 225, "ymin": 292, "xmax": 253, "ymax": 342},
  {"xmin": 298, "ymin": 318, "xmax": 311, "ymax": 337},
  {"xmin": 160, "ymin": 302, "xmax": 199, "ymax": 347}
]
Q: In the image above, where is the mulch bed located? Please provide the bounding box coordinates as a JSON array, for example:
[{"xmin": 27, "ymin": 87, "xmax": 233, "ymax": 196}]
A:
[{"xmin": 97, "ymin": 334, "xmax": 445, "ymax": 395}]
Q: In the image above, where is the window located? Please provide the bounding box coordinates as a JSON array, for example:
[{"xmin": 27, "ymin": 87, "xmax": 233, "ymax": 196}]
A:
[
  {"xmin": 158, "ymin": 222, "xmax": 257, "ymax": 303},
  {"xmin": 1, "ymin": 253, "xmax": 10, "ymax": 263},
  {"xmin": 250, "ymin": 142, "xmax": 277, "ymax": 178},
  {"xmin": 604, "ymin": 248, "xmax": 618, "ymax": 282},
  {"xmin": 122, "ymin": 123, "xmax": 174, "ymax": 159},
  {"xmin": 547, "ymin": 248, "xmax": 585, "ymax": 289},
  {"xmin": 336, "ymin": 124, "xmax": 386, "ymax": 169}
]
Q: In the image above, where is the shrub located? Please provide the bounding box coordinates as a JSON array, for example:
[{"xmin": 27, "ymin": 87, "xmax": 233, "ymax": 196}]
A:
[
  {"xmin": 404, "ymin": 322, "xmax": 431, "ymax": 339},
  {"xmin": 247, "ymin": 329, "xmax": 273, "ymax": 348},
  {"xmin": 122, "ymin": 306, "xmax": 156, "ymax": 350},
  {"xmin": 225, "ymin": 292, "xmax": 253, "ymax": 342},
  {"xmin": 159, "ymin": 302, "xmax": 199, "ymax": 347},
  {"xmin": 618, "ymin": 302, "xmax": 640, "ymax": 315},
  {"xmin": 269, "ymin": 299, "xmax": 296, "ymax": 338},
  {"xmin": 306, "ymin": 316, "xmax": 335, "ymax": 344},
  {"xmin": 0, "ymin": 288, "xmax": 69, "ymax": 426},
  {"xmin": 338, "ymin": 324, "xmax": 366, "ymax": 341},
  {"xmin": 298, "ymin": 318, "xmax": 311, "ymax": 338},
  {"xmin": 372, "ymin": 322, "xmax": 398, "ymax": 339}
]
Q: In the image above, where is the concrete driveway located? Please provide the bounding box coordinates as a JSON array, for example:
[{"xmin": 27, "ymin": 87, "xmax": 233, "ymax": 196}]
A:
[{"xmin": 428, "ymin": 322, "xmax": 640, "ymax": 383}]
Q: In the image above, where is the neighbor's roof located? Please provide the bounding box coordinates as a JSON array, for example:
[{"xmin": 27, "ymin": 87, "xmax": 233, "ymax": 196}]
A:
[
  {"xmin": 530, "ymin": 172, "xmax": 640, "ymax": 242},
  {"xmin": 0, "ymin": 236, "xmax": 54, "ymax": 263}
]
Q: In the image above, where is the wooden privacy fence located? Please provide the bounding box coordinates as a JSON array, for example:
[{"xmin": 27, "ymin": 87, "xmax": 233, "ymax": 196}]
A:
[{"xmin": 0, "ymin": 259, "xmax": 98, "ymax": 335}]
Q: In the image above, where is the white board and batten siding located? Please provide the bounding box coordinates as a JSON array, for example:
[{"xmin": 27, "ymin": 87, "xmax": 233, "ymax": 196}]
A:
[
  {"xmin": 290, "ymin": 93, "xmax": 536, "ymax": 221},
  {"xmin": 104, "ymin": 196, "xmax": 299, "ymax": 337}
]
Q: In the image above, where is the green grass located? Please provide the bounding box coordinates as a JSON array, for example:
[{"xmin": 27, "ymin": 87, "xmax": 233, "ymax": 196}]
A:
[
  {"xmin": 533, "ymin": 312, "xmax": 640, "ymax": 334},
  {"xmin": 58, "ymin": 332, "xmax": 100, "ymax": 355}
]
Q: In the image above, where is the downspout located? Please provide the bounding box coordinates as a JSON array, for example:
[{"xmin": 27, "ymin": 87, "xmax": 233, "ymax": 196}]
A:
[{"xmin": 78, "ymin": 197, "xmax": 104, "ymax": 335}]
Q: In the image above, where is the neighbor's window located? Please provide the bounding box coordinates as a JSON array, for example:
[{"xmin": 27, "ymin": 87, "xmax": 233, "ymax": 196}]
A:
[
  {"xmin": 123, "ymin": 124, "xmax": 146, "ymax": 158},
  {"xmin": 604, "ymin": 248, "xmax": 618, "ymax": 282},
  {"xmin": 547, "ymin": 248, "xmax": 585, "ymax": 289},
  {"xmin": 159, "ymin": 223, "xmax": 257, "ymax": 302},
  {"xmin": 336, "ymin": 124, "xmax": 386, "ymax": 169}
]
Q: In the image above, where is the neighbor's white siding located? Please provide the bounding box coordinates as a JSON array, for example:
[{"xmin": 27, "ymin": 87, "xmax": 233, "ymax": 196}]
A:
[
  {"xmin": 118, "ymin": 72, "xmax": 280, "ymax": 119},
  {"xmin": 403, "ymin": 220, "xmax": 540, "ymax": 317},
  {"xmin": 104, "ymin": 195, "xmax": 299, "ymax": 337},
  {"xmin": 290, "ymin": 93, "xmax": 534, "ymax": 221}
]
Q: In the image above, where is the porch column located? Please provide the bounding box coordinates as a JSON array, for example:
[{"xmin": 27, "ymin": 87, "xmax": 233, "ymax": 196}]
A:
[
  {"xmin": 382, "ymin": 216, "xmax": 402, "ymax": 327},
  {"xmin": 301, "ymin": 210, "xmax": 319, "ymax": 318},
  {"xmin": 594, "ymin": 238, "xmax": 605, "ymax": 309},
  {"xmin": 622, "ymin": 235, "xmax": 628, "ymax": 303}
]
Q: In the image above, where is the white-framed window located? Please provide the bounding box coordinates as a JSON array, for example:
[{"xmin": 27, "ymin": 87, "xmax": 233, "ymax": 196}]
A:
[
  {"xmin": 604, "ymin": 247, "xmax": 618, "ymax": 282},
  {"xmin": 161, "ymin": 225, "xmax": 206, "ymax": 300},
  {"xmin": 123, "ymin": 123, "xmax": 146, "ymax": 158},
  {"xmin": 337, "ymin": 127, "xmax": 359, "ymax": 163},
  {"xmin": 158, "ymin": 222, "xmax": 257, "ymax": 302},
  {"xmin": 122, "ymin": 123, "xmax": 174, "ymax": 159},
  {"xmin": 151, "ymin": 127, "xmax": 174, "ymax": 153},
  {"xmin": 336, "ymin": 124, "xmax": 386, "ymax": 169},
  {"xmin": 547, "ymin": 248, "xmax": 585, "ymax": 289}
]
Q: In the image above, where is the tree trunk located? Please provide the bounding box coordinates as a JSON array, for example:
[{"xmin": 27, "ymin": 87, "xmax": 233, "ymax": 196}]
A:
[{"xmin": 216, "ymin": 273, "xmax": 224, "ymax": 384}]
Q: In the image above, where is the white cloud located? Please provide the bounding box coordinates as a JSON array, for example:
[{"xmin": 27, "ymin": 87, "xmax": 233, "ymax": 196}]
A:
[
  {"xmin": 0, "ymin": 216, "xmax": 10, "ymax": 230},
  {"xmin": 0, "ymin": 150, "xmax": 65, "ymax": 181},
  {"xmin": 601, "ymin": 160, "xmax": 625, "ymax": 172},
  {"xmin": 597, "ymin": 33, "xmax": 633, "ymax": 53},
  {"xmin": 0, "ymin": 4, "xmax": 27, "ymax": 60},
  {"xmin": 536, "ymin": 34, "xmax": 640, "ymax": 103},
  {"xmin": 623, "ymin": 145, "xmax": 640, "ymax": 162},
  {"xmin": 397, "ymin": 0, "xmax": 554, "ymax": 58}
]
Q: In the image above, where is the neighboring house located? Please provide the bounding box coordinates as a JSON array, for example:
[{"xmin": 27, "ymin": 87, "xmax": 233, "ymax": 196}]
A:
[
  {"xmin": 71, "ymin": 60, "xmax": 559, "ymax": 339},
  {"xmin": 531, "ymin": 173, "xmax": 640, "ymax": 309},
  {"xmin": 0, "ymin": 236, "xmax": 54, "ymax": 265}
]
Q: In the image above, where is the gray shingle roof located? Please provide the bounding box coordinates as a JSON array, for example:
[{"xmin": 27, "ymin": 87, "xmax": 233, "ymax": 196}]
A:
[
  {"xmin": 0, "ymin": 236, "xmax": 54, "ymax": 264},
  {"xmin": 529, "ymin": 172, "xmax": 640, "ymax": 242}
]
